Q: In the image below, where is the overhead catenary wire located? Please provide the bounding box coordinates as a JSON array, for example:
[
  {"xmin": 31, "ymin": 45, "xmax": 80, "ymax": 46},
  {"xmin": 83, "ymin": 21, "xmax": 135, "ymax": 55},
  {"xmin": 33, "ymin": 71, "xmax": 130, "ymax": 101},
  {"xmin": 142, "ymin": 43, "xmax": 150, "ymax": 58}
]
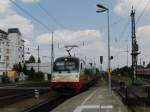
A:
[
  {"xmin": 9, "ymin": 0, "xmax": 52, "ymax": 32},
  {"xmin": 136, "ymin": 0, "xmax": 150, "ymax": 25},
  {"xmin": 115, "ymin": 0, "xmax": 149, "ymax": 46},
  {"xmin": 36, "ymin": 2, "xmax": 66, "ymax": 29},
  {"xmin": 10, "ymin": 0, "xmax": 90, "ymax": 51}
]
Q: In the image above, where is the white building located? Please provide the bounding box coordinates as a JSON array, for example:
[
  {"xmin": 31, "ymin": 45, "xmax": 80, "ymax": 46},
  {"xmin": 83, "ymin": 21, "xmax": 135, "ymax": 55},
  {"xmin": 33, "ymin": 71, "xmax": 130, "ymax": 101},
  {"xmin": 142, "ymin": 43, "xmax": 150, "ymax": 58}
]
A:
[
  {"xmin": 0, "ymin": 29, "xmax": 8, "ymax": 75},
  {"xmin": 0, "ymin": 28, "xmax": 24, "ymax": 75},
  {"xmin": 8, "ymin": 28, "xmax": 24, "ymax": 68},
  {"xmin": 26, "ymin": 63, "xmax": 51, "ymax": 74}
]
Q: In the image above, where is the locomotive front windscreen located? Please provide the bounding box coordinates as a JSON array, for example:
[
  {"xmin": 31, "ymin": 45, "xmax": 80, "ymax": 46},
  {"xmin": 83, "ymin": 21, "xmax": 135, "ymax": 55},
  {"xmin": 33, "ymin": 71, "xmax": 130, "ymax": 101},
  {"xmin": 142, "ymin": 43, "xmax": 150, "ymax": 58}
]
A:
[{"xmin": 53, "ymin": 57, "xmax": 79, "ymax": 72}]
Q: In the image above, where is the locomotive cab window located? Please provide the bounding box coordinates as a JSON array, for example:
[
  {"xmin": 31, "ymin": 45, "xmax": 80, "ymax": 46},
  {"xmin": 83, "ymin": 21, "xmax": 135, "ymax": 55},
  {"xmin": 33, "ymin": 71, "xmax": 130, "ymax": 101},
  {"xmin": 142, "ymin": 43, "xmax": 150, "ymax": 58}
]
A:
[{"xmin": 53, "ymin": 57, "xmax": 79, "ymax": 72}]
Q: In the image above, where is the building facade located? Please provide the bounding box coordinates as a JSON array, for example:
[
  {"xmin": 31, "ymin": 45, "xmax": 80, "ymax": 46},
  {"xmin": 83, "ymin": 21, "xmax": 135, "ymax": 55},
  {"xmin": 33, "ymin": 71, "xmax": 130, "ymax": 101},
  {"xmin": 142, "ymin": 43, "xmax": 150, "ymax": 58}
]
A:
[
  {"xmin": 0, "ymin": 30, "xmax": 8, "ymax": 75},
  {"xmin": 0, "ymin": 28, "xmax": 24, "ymax": 75}
]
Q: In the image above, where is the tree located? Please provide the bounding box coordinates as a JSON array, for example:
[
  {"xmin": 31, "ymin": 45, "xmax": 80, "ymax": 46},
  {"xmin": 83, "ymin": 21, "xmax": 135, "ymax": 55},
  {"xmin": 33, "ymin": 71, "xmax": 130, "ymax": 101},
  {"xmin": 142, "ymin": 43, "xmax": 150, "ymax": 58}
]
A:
[
  {"xmin": 12, "ymin": 62, "xmax": 22, "ymax": 72},
  {"xmin": 147, "ymin": 62, "xmax": 150, "ymax": 68},
  {"xmin": 12, "ymin": 64, "xmax": 18, "ymax": 71},
  {"xmin": 30, "ymin": 66, "xmax": 35, "ymax": 73},
  {"xmin": 38, "ymin": 57, "xmax": 41, "ymax": 63},
  {"xmin": 28, "ymin": 55, "xmax": 36, "ymax": 63},
  {"xmin": 18, "ymin": 62, "xmax": 22, "ymax": 72},
  {"xmin": 22, "ymin": 64, "xmax": 27, "ymax": 72}
]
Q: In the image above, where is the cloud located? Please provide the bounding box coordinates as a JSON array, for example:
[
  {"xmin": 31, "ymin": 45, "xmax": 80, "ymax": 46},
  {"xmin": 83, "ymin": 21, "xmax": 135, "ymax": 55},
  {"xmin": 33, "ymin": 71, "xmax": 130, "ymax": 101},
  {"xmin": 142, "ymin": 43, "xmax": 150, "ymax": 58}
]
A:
[
  {"xmin": 0, "ymin": 0, "xmax": 35, "ymax": 58},
  {"xmin": 0, "ymin": 0, "xmax": 34, "ymax": 39},
  {"xmin": 36, "ymin": 29, "xmax": 106, "ymax": 57},
  {"xmin": 36, "ymin": 29, "xmax": 126, "ymax": 68},
  {"xmin": 0, "ymin": 14, "xmax": 34, "ymax": 38},
  {"xmin": 137, "ymin": 25, "xmax": 150, "ymax": 48},
  {"xmin": 0, "ymin": 0, "xmax": 10, "ymax": 13},
  {"xmin": 137, "ymin": 25, "xmax": 150, "ymax": 64},
  {"xmin": 36, "ymin": 29, "xmax": 102, "ymax": 45},
  {"xmin": 114, "ymin": 0, "xmax": 150, "ymax": 16}
]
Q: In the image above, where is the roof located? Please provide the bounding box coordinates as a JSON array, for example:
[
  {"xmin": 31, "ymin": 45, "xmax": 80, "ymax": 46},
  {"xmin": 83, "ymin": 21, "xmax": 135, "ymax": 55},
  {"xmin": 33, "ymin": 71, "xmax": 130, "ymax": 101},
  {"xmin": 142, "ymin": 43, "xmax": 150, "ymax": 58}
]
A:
[
  {"xmin": 0, "ymin": 29, "xmax": 8, "ymax": 35},
  {"xmin": 55, "ymin": 56, "xmax": 80, "ymax": 62},
  {"xmin": 8, "ymin": 28, "xmax": 21, "ymax": 35},
  {"xmin": 56, "ymin": 56, "xmax": 79, "ymax": 60}
]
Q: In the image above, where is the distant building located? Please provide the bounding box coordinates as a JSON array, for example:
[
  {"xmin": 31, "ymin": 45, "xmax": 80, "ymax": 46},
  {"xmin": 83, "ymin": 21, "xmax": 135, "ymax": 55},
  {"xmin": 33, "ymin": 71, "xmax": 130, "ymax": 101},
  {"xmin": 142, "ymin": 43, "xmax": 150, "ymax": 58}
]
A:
[
  {"xmin": 0, "ymin": 28, "xmax": 24, "ymax": 75},
  {"xmin": 26, "ymin": 63, "xmax": 51, "ymax": 74}
]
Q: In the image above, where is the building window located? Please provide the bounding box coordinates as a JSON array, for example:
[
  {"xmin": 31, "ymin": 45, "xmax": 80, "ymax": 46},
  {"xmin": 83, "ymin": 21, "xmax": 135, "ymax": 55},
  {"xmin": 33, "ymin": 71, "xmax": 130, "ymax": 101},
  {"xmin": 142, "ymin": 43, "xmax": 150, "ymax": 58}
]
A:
[
  {"xmin": 6, "ymin": 49, "xmax": 9, "ymax": 54},
  {"xmin": 6, "ymin": 56, "xmax": 9, "ymax": 61},
  {"xmin": 0, "ymin": 55, "xmax": 1, "ymax": 61},
  {"xmin": 6, "ymin": 42, "xmax": 9, "ymax": 46}
]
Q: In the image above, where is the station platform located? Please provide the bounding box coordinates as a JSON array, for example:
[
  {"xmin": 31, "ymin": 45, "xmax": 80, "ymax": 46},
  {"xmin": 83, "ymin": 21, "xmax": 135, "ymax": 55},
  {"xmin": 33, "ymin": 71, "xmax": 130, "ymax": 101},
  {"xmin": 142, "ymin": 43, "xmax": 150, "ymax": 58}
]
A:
[{"xmin": 52, "ymin": 81, "xmax": 129, "ymax": 112}]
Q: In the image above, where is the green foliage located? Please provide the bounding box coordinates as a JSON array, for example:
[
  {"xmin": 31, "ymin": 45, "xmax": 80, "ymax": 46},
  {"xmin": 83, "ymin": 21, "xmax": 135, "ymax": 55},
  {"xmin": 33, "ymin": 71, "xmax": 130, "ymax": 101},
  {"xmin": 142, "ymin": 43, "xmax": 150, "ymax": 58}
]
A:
[
  {"xmin": 112, "ymin": 66, "xmax": 132, "ymax": 77},
  {"xmin": 28, "ymin": 55, "xmax": 36, "ymax": 63},
  {"xmin": 22, "ymin": 64, "xmax": 27, "ymax": 72},
  {"xmin": 1, "ymin": 75, "xmax": 10, "ymax": 83},
  {"xmin": 12, "ymin": 64, "xmax": 18, "ymax": 71},
  {"xmin": 84, "ymin": 69, "xmax": 91, "ymax": 75},
  {"xmin": 12, "ymin": 62, "xmax": 45, "ymax": 81},
  {"xmin": 18, "ymin": 62, "xmax": 22, "ymax": 72},
  {"xmin": 12, "ymin": 62, "xmax": 22, "ymax": 72},
  {"xmin": 112, "ymin": 75, "xmax": 132, "ymax": 86},
  {"xmin": 33, "ymin": 72, "xmax": 44, "ymax": 80},
  {"xmin": 147, "ymin": 62, "xmax": 150, "ymax": 68}
]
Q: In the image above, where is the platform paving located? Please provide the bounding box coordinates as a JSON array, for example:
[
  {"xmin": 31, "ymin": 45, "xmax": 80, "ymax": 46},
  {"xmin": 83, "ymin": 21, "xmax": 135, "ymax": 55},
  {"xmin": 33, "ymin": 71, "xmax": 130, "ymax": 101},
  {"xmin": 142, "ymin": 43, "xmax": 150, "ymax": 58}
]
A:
[{"xmin": 52, "ymin": 81, "xmax": 130, "ymax": 112}]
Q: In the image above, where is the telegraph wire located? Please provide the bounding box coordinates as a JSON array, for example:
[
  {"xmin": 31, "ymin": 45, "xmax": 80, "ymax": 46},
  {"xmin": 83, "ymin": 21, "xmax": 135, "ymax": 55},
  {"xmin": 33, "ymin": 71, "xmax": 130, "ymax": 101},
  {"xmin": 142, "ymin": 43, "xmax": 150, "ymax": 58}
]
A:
[
  {"xmin": 115, "ymin": 0, "xmax": 148, "ymax": 46},
  {"xmin": 36, "ymin": 2, "xmax": 66, "ymax": 29},
  {"xmin": 136, "ymin": 0, "xmax": 150, "ymax": 25},
  {"xmin": 9, "ymin": 0, "xmax": 52, "ymax": 32}
]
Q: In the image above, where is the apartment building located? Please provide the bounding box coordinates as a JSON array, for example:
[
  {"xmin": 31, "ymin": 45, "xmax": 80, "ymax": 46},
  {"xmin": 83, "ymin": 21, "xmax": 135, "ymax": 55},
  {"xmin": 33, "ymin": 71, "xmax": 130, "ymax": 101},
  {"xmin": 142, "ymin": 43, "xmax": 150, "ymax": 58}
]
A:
[{"xmin": 0, "ymin": 28, "xmax": 24, "ymax": 75}]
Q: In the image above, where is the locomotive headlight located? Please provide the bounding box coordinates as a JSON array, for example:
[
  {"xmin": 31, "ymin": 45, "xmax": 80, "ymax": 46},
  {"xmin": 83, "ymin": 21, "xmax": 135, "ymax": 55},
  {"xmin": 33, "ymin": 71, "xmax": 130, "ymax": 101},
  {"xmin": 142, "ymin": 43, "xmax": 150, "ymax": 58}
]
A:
[
  {"xmin": 51, "ymin": 75, "xmax": 55, "ymax": 80},
  {"xmin": 75, "ymin": 75, "xmax": 79, "ymax": 80}
]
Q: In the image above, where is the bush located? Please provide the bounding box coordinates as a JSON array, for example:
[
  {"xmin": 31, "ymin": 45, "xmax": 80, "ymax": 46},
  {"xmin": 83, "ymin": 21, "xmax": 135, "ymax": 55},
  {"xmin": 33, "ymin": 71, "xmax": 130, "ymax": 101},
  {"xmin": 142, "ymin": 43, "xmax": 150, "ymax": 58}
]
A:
[
  {"xmin": 1, "ymin": 75, "xmax": 10, "ymax": 83},
  {"xmin": 15, "ymin": 78, "xmax": 19, "ymax": 82},
  {"xmin": 33, "ymin": 72, "xmax": 44, "ymax": 80}
]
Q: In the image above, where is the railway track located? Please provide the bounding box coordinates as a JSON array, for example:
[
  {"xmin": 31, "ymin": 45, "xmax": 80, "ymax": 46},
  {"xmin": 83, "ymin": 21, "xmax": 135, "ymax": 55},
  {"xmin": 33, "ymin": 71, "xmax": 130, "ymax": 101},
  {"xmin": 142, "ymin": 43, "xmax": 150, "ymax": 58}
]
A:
[
  {"xmin": 23, "ymin": 95, "xmax": 71, "ymax": 112},
  {"xmin": 0, "ymin": 88, "xmax": 49, "ymax": 107},
  {"xmin": 112, "ymin": 80, "xmax": 150, "ymax": 112}
]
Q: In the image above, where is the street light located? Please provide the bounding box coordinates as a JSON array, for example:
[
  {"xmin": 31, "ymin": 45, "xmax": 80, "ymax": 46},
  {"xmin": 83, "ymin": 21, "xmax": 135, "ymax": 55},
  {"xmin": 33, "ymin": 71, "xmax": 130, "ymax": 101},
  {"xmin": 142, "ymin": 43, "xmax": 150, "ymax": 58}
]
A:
[{"xmin": 96, "ymin": 4, "xmax": 112, "ymax": 95}]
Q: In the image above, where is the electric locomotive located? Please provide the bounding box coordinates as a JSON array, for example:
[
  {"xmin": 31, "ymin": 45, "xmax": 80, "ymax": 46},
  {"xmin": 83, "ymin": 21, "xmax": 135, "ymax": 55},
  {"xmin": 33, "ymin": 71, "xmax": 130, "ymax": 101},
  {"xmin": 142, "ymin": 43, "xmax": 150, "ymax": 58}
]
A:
[{"xmin": 50, "ymin": 45, "xmax": 97, "ymax": 93}]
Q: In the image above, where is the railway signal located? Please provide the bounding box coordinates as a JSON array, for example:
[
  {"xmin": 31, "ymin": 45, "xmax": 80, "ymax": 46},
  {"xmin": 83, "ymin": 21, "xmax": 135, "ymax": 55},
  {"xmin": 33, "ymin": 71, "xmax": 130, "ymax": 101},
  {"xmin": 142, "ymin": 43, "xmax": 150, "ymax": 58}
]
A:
[
  {"xmin": 100, "ymin": 56, "xmax": 103, "ymax": 71},
  {"xmin": 100, "ymin": 56, "xmax": 103, "ymax": 64}
]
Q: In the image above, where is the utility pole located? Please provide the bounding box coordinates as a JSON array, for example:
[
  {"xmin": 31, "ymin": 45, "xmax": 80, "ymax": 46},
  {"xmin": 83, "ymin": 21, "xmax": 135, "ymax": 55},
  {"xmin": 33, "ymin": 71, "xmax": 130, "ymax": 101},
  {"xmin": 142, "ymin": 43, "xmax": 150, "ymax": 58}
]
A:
[
  {"xmin": 126, "ymin": 43, "xmax": 129, "ymax": 67},
  {"xmin": 131, "ymin": 8, "xmax": 140, "ymax": 83},
  {"xmin": 23, "ymin": 45, "xmax": 25, "ymax": 63},
  {"xmin": 38, "ymin": 45, "xmax": 39, "ymax": 72},
  {"xmin": 51, "ymin": 32, "xmax": 54, "ymax": 75}
]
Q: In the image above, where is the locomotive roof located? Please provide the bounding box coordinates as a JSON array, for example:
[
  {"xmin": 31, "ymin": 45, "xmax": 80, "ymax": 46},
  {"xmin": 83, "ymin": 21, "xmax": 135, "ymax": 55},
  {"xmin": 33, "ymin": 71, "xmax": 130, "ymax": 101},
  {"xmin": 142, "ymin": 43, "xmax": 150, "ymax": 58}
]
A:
[{"xmin": 55, "ymin": 56, "xmax": 79, "ymax": 61}]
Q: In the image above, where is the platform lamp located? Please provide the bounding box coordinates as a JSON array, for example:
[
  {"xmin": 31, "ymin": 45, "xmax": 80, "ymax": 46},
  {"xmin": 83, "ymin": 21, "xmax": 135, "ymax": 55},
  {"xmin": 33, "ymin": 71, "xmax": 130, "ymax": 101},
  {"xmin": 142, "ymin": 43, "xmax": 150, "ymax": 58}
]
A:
[{"xmin": 96, "ymin": 3, "xmax": 112, "ymax": 96}]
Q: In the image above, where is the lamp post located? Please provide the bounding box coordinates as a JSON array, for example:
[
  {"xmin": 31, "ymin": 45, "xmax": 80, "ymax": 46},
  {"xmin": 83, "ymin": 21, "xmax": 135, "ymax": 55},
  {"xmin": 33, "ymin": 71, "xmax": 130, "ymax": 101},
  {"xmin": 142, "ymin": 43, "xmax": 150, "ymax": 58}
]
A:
[{"xmin": 96, "ymin": 4, "xmax": 112, "ymax": 95}]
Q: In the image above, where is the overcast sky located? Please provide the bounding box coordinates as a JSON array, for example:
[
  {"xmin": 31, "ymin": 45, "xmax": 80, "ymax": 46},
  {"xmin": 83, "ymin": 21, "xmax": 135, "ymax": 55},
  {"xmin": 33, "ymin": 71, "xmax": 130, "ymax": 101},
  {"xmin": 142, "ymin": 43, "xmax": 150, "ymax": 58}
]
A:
[{"xmin": 0, "ymin": 0, "xmax": 150, "ymax": 69}]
